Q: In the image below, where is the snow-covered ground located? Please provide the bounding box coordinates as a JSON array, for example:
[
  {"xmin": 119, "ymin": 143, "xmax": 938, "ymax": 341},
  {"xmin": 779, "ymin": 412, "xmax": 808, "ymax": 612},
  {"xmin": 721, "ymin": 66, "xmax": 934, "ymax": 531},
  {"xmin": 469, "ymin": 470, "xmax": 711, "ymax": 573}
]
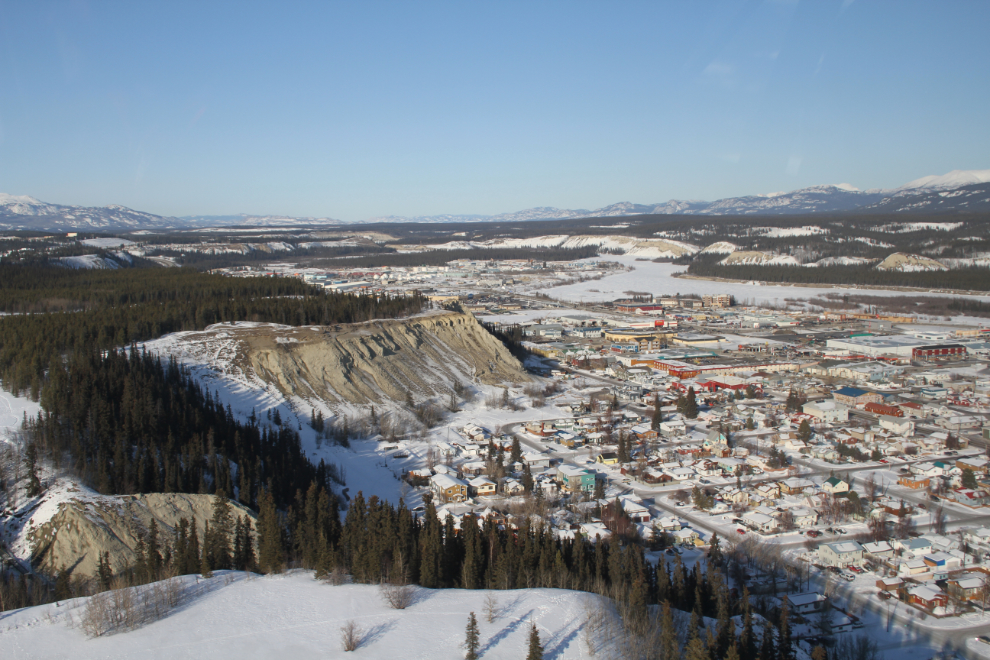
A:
[
  {"xmin": 547, "ymin": 256, "xmax": 990, "ymax": 305},
  {"xmin": 0, "ymin": 572, "xmax": 595, "ymax": 660},
  {"xmin": 79, "ymin": 237, "xmax": 135, "ymax": 248},
  {"xmin": 0, "ymin": 389, "xmax": 41, "ymax": 445}
]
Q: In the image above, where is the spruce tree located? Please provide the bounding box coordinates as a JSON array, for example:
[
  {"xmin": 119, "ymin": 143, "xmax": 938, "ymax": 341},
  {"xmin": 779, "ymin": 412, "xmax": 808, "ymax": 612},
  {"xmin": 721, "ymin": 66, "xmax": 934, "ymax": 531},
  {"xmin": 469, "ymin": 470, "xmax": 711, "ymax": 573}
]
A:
[
  {"xmin": 97, "ymin": 551, "xmax": 113, "ymax": 591},
  {"xmin": 526, "ymin": 621, "xmax": 544, "ymax": 660},
  {"xmin": 659, "ymin": 602, "xmax": 679, "ymax": 660},
  {"xmin": 510, "ymin": 436, "xmax": 522, "ymax": 464},
  {"xmin": 201, "ymin": 521, "xmax": 214, "ymax": 578},
  {"xmin": 684, "ymin": 632, "xmax": 708, "ymax": 660},
  {"xmin": 778, "ymin": 597, "xmax": 793, "ymax": 660},
  {"xmin": 257, "ymin": 487, "xmax": 285, "ymax": 573},
  {"xmin": 651, "ymin": 394, "xmax": 663, "ymax": 430},
  {"xmin": 464, "ymin": 612, "xmax": 480, "ymax": 660},
  {"xmin": 684, "ymin": 387, "xmax": 699, "ymax": 419}
]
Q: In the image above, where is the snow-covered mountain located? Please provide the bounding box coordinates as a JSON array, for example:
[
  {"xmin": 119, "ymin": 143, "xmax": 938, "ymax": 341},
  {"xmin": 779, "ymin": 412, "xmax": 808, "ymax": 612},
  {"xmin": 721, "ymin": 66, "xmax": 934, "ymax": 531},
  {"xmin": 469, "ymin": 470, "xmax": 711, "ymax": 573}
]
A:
[
  {"xmin": 2, "ymin": 168, "xmax": 987, "ymax": 231},
  {"xmin": 0, "ymin": 193, "xmax": 181, "ymax": 231},
  {"xmin": 358, "ymin": 170, "xmax": 988, "ymax": 224}
]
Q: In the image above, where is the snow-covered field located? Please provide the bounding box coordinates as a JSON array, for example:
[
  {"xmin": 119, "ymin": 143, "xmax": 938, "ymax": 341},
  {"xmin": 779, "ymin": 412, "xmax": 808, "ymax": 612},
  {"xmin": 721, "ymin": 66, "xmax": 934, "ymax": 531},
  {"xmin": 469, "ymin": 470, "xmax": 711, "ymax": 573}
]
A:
[
  {"xmin": 548, "ymin": 256, "xmax": 990, "ymax": 305},
  {"xmin": 0, "ymin": 572, "xmax": 595, "ymax": 660}
]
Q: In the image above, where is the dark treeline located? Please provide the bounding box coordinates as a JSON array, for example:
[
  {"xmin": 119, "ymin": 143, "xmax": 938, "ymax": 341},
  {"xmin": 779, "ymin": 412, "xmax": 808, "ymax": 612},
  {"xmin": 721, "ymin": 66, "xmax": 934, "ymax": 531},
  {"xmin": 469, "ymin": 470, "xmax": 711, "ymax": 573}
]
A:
[
  {"xmin": 687, "ymin": 255, "xmax": 990, "ymax": 291},
  {"xmin": 0, "ymin": 266, "xmax": 424, "ymax": 395},
  {"xmin": 248, "ymin": 491, "xmax": 789, "ymax": 660},
  {"xmin": 314, "ymin": 246, "xmax": 601, "ymax": 269},
  {"xmin": 26, "ymin": 348, "xmax": 327, "ymax": 509}
]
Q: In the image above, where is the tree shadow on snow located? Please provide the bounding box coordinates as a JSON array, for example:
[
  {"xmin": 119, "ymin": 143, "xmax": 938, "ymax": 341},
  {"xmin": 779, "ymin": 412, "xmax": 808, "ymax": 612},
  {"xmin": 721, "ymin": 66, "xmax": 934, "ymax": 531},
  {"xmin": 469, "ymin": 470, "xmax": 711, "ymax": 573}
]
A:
[
  {"xmin": 362, "ymin": 619, "xmax": 398, "ymax": 646},
  {"xmin": 477, "ymin": 608, "xmax": 534, "ymax": 656},
  {"xmin": 544, "ymin": 621, "xmax": 585, "ymax": 660}
]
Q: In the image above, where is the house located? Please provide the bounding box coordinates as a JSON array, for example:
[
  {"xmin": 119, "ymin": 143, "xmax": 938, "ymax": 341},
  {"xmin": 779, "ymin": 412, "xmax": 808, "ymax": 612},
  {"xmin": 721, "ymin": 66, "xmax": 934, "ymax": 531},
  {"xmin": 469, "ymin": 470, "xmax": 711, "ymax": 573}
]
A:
[
  {"xmin": 656, "ymin": 516, "xmax": 682, "ymax": 532},
  {"xmin": 876, "ymin": 577, "xmax": 903, "ymax": 592},
  {"xmin": 673, "ymin": 528, "xmax": 701, "ymax": 546},
  {"xmin": 957, "ymin": 457, "xmax": 989, "ymax": 474},
  {"xmin": 597, "ymin": 452, "xmax": 620, "ymax": 466},
  {"xmin": 431, "ymin": 473, "xmax": 469, "ymax": 503},
  {"xmin": 622, "ymin": 499, "xmax": 651, "ymax": 523},
  {"xmin": 631, "ymin": 425, "xmax": 659, "ymax": 440},
  {"xmin": 947, "ymin": 576, "xmax": 985, "ymax": 602},
  {"xmin": 742, "ymin": 511, "xmax": 778, "ymax": 534},
  {"xmin": 468, "ymin": 476, "xmax": 497, "ymax": 497},
  {"xmin": 863, "ymin": 541, "xmax": 894, "ymax": 559},
  {"xmin": 756, "ymin": 483, "xmax": 781, "ymax": 500},
  {"xmin": 557, "ymin": 464, "xmax": 597, "ymax": 493},
  {"xmin": 660, "ymin": 420, "xmax": 687, "ymax": 437},
  {"xmin": 895, "ymin": 538, "xmax": 933, "ymax": 557},
  {"xmin": 865, "ymin": 402, "xmax": 904, "ymax": 417},
  {"xmin": 783, "ymin": 592, "xmax": 827, "ymax": 615},
  {"xmin": 821, "ymin": 477, "xmax": 849, "ymax": 494},
  {"xmin": 802, "ymin": 400, "xmax": 849, "ymax": 423},
  {"xmin": 899, "ymin": 475, "xmax": 930, "ymax": 490},
  {"xmin": 907, "ymin": 585, "xmax": 948, "ymax": 610},
  {"xmin": 503, "ymin": 478, "xmax": 525, "ymax": 495},
  {"xmin": 937, "ymin": 415, "xmax": 982, "ymax": 431},
  {"xmin": 524, "ymin": 453, "xmax": 552, "ymax": 469},
  {"xmin": 818, "ymin": 541, "xmax": 864, "ymax": 567},
  {"xmin": 780, "ymin": 477, "xmax": 814, "ymax": 495},
  {"xmin": 948, "ymin": 488, "xmax": 990, "ymax": 508}
]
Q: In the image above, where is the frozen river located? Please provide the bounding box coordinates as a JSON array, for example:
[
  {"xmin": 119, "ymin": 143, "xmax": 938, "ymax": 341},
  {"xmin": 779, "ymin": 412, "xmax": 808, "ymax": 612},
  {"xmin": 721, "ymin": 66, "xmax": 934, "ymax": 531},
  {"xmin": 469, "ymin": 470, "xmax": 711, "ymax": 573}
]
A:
[{"xmin": 549, "ymin": 256, "xmax": 990, "ymax": 306}]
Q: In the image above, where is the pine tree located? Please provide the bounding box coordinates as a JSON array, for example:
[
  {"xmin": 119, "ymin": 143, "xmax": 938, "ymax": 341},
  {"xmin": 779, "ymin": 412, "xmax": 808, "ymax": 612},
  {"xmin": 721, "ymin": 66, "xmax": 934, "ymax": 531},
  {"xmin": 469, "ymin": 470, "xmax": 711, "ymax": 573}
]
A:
[
  {"xmin": 725, "ymin": 644, "xmax": 741, "ymax": 660},
  {"xmin": 526, "ymin": 621, "xmax": 544, "ymax": 660},
  {"xmin": 798, "ymin": 418, "xmax": 813, "ymax": 443},
  {"xmin": 464, "ymin": 612, "xmax": 480, "ymax": 660}
]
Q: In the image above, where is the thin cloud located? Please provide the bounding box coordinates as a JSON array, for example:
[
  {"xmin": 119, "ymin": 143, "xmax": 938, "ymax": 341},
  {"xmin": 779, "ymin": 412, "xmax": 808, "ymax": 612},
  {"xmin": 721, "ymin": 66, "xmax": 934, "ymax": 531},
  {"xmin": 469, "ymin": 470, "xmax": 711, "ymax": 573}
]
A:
[{"xmin": 703, "ymin": 61, "xmax": 735, "ymax": 77}]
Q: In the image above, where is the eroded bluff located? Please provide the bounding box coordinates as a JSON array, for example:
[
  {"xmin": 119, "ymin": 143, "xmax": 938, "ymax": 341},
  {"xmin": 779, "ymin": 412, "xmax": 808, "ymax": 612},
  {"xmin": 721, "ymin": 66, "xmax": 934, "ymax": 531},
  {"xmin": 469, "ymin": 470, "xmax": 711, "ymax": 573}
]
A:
[{"xmin": 246, "ymin": 311, "xmax": 529, "ymax": 406}]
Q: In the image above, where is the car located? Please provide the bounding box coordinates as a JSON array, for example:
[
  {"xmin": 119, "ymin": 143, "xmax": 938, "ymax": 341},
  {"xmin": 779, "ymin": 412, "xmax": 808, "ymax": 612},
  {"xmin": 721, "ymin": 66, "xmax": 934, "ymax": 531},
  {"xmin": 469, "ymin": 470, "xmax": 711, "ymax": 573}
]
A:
[
  {"xmin": 847, "ymin": 566, "xmax": 863, "ymax": 574},
  {"xmin": 879, "ymin": 459, "xmax": 889, "ymax": 464},
  {"xmin": 835, "ymin": 528, "xmax": 847, "ymax": 534},
  {"xmin": 878, "ymin": 591, "xmax": 892, "ymax": 600},
  {"xmin": 828, "ymin": 566, "xmax": 842, "ymax": 574},
  {"xmin": 806, "ymin": 530, "xmax": 821, "ymax": 538},
  {"xmin": 977, "ymin": 636, "xmax": 990, "ymax": 646},
  {"xmin": 917, "ymin": 503, "xmax": 927, "ymax": 510},
  {"xmin": 675, "ymin": 501, "xmax": 684, "ymax": 507},
  {"xmin": 732, "ymin": 518, "xmax": 744, "ymax": 524},
  {"xmin": 930, "ymin": 495, "xmax": 940, "ymax": 502},
  {"xmin": 737, "ymin": 528, "xmax": 746, "ymax": 535},
  {"xmin": 664, "ymin": 548, "xmax": 675, "ymax": 555},
  {"xmin": 825, "ymin": 527, "xmax": 835, "ymax": 534}
]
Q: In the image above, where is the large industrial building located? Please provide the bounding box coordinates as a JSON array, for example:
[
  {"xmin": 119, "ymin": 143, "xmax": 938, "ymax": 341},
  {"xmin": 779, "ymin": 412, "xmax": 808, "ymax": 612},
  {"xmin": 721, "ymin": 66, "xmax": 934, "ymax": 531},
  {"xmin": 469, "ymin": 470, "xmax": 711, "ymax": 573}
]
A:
[{"xmin": 825, "ymin": 335, "xmax": 966, "ymax": 358}]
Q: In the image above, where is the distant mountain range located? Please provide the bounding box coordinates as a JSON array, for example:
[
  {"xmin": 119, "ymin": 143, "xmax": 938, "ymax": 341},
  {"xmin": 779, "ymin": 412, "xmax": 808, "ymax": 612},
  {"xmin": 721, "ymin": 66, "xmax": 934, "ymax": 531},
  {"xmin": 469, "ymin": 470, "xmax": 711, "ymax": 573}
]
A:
[{"xmin": 2, "ymin": 169, "xmax": 989, "ymax": 232}]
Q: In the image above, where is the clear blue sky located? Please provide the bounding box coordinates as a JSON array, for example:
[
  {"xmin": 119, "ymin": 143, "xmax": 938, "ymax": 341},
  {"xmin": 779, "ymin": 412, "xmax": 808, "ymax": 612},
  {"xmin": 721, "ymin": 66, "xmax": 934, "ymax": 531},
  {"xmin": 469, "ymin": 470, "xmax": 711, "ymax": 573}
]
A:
[{"xmin": 1, "ymin": 1, "xmax": 988, "ymax": 221}]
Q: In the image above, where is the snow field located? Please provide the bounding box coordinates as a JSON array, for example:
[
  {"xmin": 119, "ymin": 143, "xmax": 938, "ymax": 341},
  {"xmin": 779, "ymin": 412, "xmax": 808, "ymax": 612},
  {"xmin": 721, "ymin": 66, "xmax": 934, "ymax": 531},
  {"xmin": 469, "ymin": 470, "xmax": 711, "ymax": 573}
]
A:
[{"xmin": 0, "ymin": 572, "xmax": 596, "ymax": 660}]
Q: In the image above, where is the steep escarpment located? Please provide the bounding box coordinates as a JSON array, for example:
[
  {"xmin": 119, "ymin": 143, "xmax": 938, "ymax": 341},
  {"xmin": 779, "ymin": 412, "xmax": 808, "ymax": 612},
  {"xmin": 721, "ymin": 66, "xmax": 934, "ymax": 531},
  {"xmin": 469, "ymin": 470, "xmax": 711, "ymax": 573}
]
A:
[
  {"xmin": 25, "ymin": 491, "xmax": 255, "ymax": 578},
  {"xmin": 246, "ymin": 311, "xmax": 528, "ymax": 407}
]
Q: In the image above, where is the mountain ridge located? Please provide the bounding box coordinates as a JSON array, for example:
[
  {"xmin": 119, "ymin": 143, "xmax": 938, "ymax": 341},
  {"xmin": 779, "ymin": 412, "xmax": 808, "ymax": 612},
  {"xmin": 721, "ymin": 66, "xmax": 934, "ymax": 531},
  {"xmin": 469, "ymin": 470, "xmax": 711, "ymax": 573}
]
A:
[{"xmin": 3, "ymin": 169, "xmax": 989, "ymax": 231}]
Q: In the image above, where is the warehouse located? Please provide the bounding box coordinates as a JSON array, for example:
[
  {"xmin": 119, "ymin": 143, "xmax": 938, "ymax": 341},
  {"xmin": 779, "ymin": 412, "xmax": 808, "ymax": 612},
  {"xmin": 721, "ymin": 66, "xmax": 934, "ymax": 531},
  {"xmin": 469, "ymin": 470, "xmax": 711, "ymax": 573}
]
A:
[{"xmin": 826, "ymin": 334, "xmax": 962, "ymax": 358}]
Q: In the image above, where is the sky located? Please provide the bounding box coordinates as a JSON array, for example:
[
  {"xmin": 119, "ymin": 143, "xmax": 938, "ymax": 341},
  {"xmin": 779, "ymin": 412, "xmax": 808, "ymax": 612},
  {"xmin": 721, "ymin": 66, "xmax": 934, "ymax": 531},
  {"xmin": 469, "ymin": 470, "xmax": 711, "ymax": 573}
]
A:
[{"xmin": 0, "ymin": 1, "xmax": 988, "ymax": 221}]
